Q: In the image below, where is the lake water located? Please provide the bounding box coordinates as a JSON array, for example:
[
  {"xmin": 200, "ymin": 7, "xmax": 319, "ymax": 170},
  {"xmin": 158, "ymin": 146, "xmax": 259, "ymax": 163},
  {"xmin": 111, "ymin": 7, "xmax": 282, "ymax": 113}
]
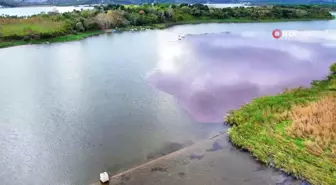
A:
[
  {"xmin": 0, "ymin": 6, "xmax": 92, "ymax": 16},
  {"xmin": 0, "ymin": 9, "xmax": 336, "ymax": 185}
]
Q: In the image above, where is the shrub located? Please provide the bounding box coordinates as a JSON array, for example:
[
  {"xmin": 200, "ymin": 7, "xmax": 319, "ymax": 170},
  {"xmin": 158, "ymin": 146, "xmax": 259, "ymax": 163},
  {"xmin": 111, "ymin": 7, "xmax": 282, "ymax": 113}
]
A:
[
  {"xmin": 75, "ymin": 22, "xmax": 85, "ymax": 32},
  {"xmin": 83, "ymin": 18, "xmax": 99, "ymax": 30},
  {"xmin": 330, "ymin": 63, "xmax": 336, "ymax": 74}
]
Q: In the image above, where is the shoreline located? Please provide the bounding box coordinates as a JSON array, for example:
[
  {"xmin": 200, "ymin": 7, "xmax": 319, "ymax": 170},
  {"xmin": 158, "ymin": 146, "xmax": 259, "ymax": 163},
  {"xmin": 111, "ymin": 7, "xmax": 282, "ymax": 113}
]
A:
[
  {"xmin": 101, "ymin": 132, "xmax": 226, "ymax": 182},
  {"xmin": 88, "ymin": 64, "xmax": 335, "ymax": 185},
  {"xmin": 225, "ymin": 64, "xmax": 336, "ymax": 185},
  {"xmin": 91, "ymin": 131, "xmax": 302, "ymax": 185},
  {"xmin": 0, "ymin": 17, "xmax": 334, "ymax": 49}
]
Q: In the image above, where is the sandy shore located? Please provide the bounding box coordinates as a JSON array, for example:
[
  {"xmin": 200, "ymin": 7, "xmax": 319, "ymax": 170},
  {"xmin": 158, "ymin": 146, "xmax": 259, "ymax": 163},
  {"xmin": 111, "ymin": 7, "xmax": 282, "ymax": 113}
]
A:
[{"xmin": 91, "ymin": 132, "xmax": 302, "ymax": 185}]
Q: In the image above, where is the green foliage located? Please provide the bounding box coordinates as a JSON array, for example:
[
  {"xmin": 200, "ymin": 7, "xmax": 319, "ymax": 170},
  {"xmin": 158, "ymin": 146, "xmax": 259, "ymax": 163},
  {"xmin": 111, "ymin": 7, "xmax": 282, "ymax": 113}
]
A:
[
  {"xmin": 330, "ymin": 63, "xmax": 336, "ymax": 74},
  {"xmin": 82, "ymin": 18, "xmax": 99, "ymax": 30},
  {"xmin": 0, "ymin": 4, "xmax": 333, "ymax": 42},
  {"xmin": 75, "ymin": 22, "xmax": 85, "ymax": 32},
  {"xmin": 225, "ymin": 63, "xmax": 336, "ymax": 185},
  {"xmin": 0, "ymin": 30, "xmax": 103, "ymax": 48}
]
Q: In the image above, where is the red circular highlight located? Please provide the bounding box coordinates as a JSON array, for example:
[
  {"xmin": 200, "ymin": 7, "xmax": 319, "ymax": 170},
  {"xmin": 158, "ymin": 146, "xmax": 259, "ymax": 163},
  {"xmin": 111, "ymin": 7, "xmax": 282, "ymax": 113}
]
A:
[{"xmin": 272, "ymin": 29, "xmax": 282, "ymax": 39}]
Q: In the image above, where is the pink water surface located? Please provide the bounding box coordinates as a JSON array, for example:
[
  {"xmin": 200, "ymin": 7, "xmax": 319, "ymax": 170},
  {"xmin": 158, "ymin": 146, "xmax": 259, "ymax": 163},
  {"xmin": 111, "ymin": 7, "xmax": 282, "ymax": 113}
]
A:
[{"xmin": 147, "ymin": 33, "xmax": 336, "ymax": 123}]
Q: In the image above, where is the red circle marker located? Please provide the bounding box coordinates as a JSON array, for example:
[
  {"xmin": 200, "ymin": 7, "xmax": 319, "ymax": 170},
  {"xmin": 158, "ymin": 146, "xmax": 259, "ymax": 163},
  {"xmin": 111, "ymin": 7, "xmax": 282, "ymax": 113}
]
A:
[{"xmin": 272, "ymin": 29, "xmax": 282, "ymax": 39}]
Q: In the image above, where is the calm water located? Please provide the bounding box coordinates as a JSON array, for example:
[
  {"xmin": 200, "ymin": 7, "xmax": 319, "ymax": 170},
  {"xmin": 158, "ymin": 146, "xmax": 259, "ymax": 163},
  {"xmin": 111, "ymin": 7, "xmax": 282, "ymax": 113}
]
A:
[
  {"xmin": 148, "ymin": 33, "xmax": 336, "ymax": 122},
  {"xmin": 0, "ymin": 6, "xmax": 92, "ymax": 16},
  {"xmin": 0, "ymin": 17, "xmax": 336, "ymax": 184}
]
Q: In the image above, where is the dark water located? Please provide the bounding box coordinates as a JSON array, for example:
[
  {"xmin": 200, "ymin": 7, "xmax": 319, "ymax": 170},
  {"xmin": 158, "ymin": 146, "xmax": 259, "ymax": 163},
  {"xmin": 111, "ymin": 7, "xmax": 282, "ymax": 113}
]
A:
[{"xmin": 0, "ymin": 18, "xmax": 336, "ymax": 185}]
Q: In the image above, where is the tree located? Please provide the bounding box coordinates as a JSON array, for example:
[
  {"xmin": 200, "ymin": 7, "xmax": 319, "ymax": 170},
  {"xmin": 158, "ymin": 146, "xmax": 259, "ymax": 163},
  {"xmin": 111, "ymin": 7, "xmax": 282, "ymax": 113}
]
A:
[
  {"xmin": 165, "ymin": 8, "xmax": 174, "ymax": 19},
  {"xmin": 83, "ymin": 18, "xmax": 99, "ymax": 30},
  {"xmin": 126, "ymin": 12, "xmax": 141, "ymax": 25},
  {"xmin": 106, "ymin": 10, "xmax": 129, "ymax": 28},
  {"xmin": 146, "ymin": 14, "xmax": 159, "ymax": 23},
  {"xmin": 48, "ymin": 8, "xmax": 59, "ymax": 16},
  {"xmin": 75, "ymin": 22, "xmax": 85, "ymax": 32},
  {"xmin": 94, "ymin": 13, "xmax": 110, "ymax": 29},
  {"xmin": 330, "ymin": 63, "xmax": 336, "ymax": 74},
  {"xmin": 179, "ymin": 3, "xmax": 189, "ymax": 8},
  {"xmin": 191, "ymin": 7, "xmax": 201, "ymax": 17},
  {"xmin": 181, "ymin": 6, "xmax": 191, "ymax": 14},
  {"xmin": 157, "ymin": 10, "xmax": 165, "ymax": 22}
]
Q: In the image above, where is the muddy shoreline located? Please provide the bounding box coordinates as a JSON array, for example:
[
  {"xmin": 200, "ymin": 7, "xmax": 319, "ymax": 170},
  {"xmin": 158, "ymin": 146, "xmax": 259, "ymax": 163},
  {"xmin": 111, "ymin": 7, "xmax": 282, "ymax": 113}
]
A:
[{"xmin": 92, "ymin": 132, "xmax": 304, "ymax": 185}]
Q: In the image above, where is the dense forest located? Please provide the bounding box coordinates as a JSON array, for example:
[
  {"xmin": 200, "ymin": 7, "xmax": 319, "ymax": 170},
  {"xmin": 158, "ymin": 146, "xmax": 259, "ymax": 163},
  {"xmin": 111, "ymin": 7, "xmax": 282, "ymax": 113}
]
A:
[{"xmin": 0, "ymin": 4, "xmax": 334, "ymax": 42}]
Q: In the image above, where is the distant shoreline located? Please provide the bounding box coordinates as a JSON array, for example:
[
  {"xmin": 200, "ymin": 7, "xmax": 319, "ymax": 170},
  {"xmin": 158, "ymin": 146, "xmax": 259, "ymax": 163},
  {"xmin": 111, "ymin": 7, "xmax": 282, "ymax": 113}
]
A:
[
  {"xmin": 0, "ymin": 17, "xmax": 333, "ymax": 49},
  {"xmin": 0, "ymin": 4, "xmax": 94, "ymax": 8}
]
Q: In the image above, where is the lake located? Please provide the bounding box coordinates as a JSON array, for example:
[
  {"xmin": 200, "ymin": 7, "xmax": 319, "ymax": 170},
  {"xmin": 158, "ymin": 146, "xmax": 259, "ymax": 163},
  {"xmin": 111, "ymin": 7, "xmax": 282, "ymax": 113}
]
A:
[{"xmin": 0, "ymin": 9, "xmax": 336, "ymax": 185}]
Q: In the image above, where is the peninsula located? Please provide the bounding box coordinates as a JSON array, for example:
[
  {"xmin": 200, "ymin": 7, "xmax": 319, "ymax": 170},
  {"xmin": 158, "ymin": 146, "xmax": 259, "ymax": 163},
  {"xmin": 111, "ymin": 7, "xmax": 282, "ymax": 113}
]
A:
[{"xmin": 226, "ymin": 63, "xmax": 336, "ymax": 185}]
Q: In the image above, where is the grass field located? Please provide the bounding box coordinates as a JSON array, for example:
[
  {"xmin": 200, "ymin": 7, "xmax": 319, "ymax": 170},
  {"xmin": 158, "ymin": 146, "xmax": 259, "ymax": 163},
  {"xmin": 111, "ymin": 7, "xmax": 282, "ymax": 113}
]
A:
[
  {"xmin": 226, "ymin": 64, "xmax": 336, "ymax": 185},
  {"xmin": 0, "ymin": 22, "xmax": 66, "ymax": 37},
  {"xmin": 0, "ymin": 17, "xmax": 67, "ymax": 38}
]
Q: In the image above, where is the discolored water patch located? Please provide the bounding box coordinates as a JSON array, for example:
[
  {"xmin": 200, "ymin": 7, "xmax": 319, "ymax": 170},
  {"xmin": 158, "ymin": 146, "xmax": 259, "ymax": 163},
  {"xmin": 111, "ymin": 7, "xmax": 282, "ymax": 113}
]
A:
[
  {"xmin": 147, "ymin": 32, "xmax": 336, "ymax": 123},
  {"xmin": 189, "ymin": 153, "xmax": 204, "ymax": 160},
  {"xmin": 206, "ymin": 141, "xmax": 223, "ymax": 152},
  {"xmin": 151, "ymin": 166, "xmax": 168, "ymax": 172}
]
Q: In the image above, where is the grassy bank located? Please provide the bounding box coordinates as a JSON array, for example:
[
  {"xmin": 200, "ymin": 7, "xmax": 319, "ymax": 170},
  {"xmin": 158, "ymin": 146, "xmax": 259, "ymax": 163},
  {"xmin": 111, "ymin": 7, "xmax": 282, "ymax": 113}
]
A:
[
  {"xmin": 225, "ymin": 63, "xmax": 336, "ymax": 185},
  {"xmin": 1, "ymin": 16, "xmax": 333, "ymax": 49},
  {"xmin": 0, "ymin": 26, "xmax": 159, "ymax": 48},
  {"xmin": 0, "ymin": 30, "xmax": 103, "ymax": 48}
]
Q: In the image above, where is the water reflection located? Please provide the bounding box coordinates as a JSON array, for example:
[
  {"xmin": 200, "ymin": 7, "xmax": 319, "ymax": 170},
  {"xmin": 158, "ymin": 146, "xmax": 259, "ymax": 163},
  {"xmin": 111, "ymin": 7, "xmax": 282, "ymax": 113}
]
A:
[
  {"xmin": 148, "ymin": 32, "xmax": 336, "ymax": 122},
  {"xmin": 1, "ymin": 20, "xmax": 336, "ymax": 185}
]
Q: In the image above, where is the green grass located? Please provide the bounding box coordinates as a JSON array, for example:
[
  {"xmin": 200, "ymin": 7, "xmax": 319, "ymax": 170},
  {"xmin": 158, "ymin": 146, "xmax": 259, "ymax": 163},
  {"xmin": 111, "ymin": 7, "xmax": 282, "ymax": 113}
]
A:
[
  {"xmin": 225, "ymin": 67, "xmax": 336, "ymax": 185},
  {"xmin": 0, "ymin": 17, "xmax": 68, "ymax": 38},
  {"xmin": 0, "ymin": 30, "xmax": 103, "ymax": 48},
  {"xmin": 0, "ymin": 21, "xmax": 66, "ymax": 37},
  {"xmin": 45, "ymin": 30, "xmax": 103, "ymax": 42}
]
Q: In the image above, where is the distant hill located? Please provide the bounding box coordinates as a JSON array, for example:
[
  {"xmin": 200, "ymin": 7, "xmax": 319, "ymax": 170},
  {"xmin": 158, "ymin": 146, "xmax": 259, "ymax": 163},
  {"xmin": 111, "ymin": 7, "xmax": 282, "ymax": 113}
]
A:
[{"xmin": 0, "ymin": 0, "xmax": 335, "ymax": 7}]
